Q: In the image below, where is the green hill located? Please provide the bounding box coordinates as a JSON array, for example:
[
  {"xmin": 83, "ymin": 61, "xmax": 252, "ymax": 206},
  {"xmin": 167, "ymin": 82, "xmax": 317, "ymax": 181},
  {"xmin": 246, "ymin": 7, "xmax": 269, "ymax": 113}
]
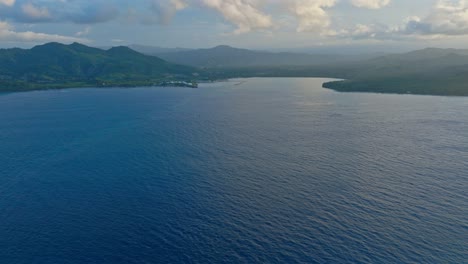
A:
[
  {"xmin": 0, "ymin": 42, "xmax": 198, "ymax": 91},
  {"xmin": 150, "ymin": 45, "xmax": 468, "ymax": 96},
  {"xmin": 1, "ymin": 43, "xmax": 467, "ymax": 96},
  {"xmin": 323, "ymin": 48, "xmax": 468, "ymax": 96}
]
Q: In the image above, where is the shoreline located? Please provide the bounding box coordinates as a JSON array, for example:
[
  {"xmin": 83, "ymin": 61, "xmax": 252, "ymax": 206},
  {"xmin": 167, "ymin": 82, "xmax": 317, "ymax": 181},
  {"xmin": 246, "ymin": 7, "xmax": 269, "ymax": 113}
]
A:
[
  {"xmin": 2, "ymin": 77, "xmax": 468, "ymax": 97},
  {"xmin": 322, "ymin": 80, "xmax": 468, "ymax": 97}
]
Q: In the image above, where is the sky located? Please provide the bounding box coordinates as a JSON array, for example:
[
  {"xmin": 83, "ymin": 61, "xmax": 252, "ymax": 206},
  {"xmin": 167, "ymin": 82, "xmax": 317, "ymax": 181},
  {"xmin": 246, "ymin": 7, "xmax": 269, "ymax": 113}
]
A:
[{"xmin": 1, "ymin": 0, "xmax": 468, "ymax": 52}]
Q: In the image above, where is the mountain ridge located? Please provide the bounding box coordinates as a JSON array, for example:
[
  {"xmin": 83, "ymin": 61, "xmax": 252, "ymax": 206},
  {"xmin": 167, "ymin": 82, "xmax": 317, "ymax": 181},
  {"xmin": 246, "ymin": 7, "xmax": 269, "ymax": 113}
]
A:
[
  {"xmin": 323, "ymin": 47, "xmax": 468, "ymax": 96},
  {"xmin": 143, "ymin": 45, "xmax": 361, "ymax": 68},
  {"xmin": 1, "ymin": 43, "xmax": 468, "ymax": 96},
  {"xmin": 0, "ymin": 42, "xmax": 198, "ymax": 91}
]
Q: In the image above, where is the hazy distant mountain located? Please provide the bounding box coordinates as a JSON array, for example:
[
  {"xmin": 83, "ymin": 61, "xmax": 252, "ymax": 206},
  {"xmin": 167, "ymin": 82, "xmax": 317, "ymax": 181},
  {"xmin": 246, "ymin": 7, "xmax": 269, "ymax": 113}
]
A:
[
  {"xmin": 0, "ymin": 42, "xmax": 196, "ymax": 91},
  {"xmin": 344, "ymin": 48, "xmax": 468, "ymax": 78},
  {"xmin": 152, "ymin": 45, "xmax": 362, "ymax": 68},
  {"xmin": 369, "ymin": 48, "xmax": 468, "ymax": 62},
  {"xmin": 128, "ymin": 45, "xmax": 192, "ymax": 55},
  {"xmin": 1, "ymin": 43, "xmax": 467, "ymax": 96},
  {"xmin": 324, "ymin": 48, "xmax": 468, "ymax": 96}
]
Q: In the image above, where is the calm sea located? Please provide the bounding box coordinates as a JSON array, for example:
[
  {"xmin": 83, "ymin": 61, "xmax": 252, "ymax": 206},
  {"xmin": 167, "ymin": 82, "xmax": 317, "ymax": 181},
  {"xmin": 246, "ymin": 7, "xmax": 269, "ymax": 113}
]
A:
[{"xmin": 1, "ymin": 78, "xmax": 467, "ymax": 263}]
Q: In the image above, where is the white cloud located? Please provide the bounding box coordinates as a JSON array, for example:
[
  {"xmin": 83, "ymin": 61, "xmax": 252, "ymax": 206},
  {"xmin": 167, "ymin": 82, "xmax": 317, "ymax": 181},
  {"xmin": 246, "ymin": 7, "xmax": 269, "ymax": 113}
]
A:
[
  {"xmin": 351, "ymin": 0, "xmax": 390, "ymax": 9},
  {"xmin": 0, "ymin": 21, "xmax": 88, "ymax": 43},
  {"xmin": 151, "ymin": 0, "xmax": 188, "ymax": 24},
  {"xmin": 201, "ymin": 0, "xmax": 273, "ymax": 34},
  {"xmin": 75, "ymin": 26, "xmax": 91, "ymax": 37},
  {"xmin": 287, "ymin": 0, "xmax": 336, "ymax": 33},
  {"xmin": 21, "ymin": 3, "xmax": 51, "ymax": 20},
  {"xmin": 400, "ymin": 0, "xmax": 468, "ymax": 36},
  {"xmin": 171, "ymin": 0, "xmax": 188, "ymax": 9},
  {"xmin": 0, "ymin": 0, "xmax": 119, "ymax": 24},
  {"xmin": 4, "ymin": 0, "xmax": 468, "ymax": 44},
  {"xmin": 338, "ymin": 0, "xmax": 468, "ymax": 40},
  {"xmin": 338, "ymin": 23, "xmax": 376, "ymax": 38},
  {"xmin": 0, "ymin": 0, "xmax": 15, "ymax": 7},
  {"xmin": 335, "ymin": 22, "xmax": 391, "ymax": 39}
]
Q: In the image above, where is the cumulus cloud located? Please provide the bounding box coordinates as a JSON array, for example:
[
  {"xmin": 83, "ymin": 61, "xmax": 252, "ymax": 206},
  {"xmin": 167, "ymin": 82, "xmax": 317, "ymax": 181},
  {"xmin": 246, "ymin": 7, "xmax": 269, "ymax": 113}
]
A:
[
  {"xmin": 4, "ymin": 0, "xmax": 468, "ymax": 41},
  {"xmin": 351, "ymin": 0, "xmax": 390, "ymax": 9},
  {"xmin": 201, "ymin": 0, "xmax": 272, "ymax": 34},
  {"xmin": 338, "ymin": 0, "xmax": 468, "ymax": 40},
  {"xmin": 0, "ymin": 21, "xmax": 88, "ymax": 43},
  {"xmin": 149, "ymin": 0, "xmax": 335, "ymax": 34},
  {"xmin": 0, "ymin": 0, "xmax": 15, "ymax": 6},
  {"xmin": 335, "ymin": 22, "xmax": 392, "ymax": 39},
  {"xmin": 151, "ymin": 0, "xmax": 188, "ymax": 24},
  {"xmin": 0, "ymin": 0, "xmax": 338, "ymax": 35},
  {"xmin": 21, "ymin": 3, "xmax": 51, "ymax": 21},
  {"xmin": 0, "ymin": 0, "xmax": 119, "ymax": 24},
  {"xmin": 287, "ymin": 0, "xmax": 336, "ymax": 33},
  {"xmin": 399, "ymin": 0, "xmax": 468, "ymax": 36},
  {"xmin": 147, "ymin": 0, "xmax": 274, "ymax": 34}
]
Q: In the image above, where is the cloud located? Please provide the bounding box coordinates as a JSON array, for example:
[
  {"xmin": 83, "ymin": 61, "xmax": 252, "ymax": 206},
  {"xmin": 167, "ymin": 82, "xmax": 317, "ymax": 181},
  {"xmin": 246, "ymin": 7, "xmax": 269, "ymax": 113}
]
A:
[
  {"xmin": 201, "ymin": 0, "xmax": 273, "ymax": 34},
  {"xmin": 3, "ymin": 0, "xmax": 468, "ymax": 42},
  {"xmin": 335, "ymin": 23, "xmax": 391, "ymax": 39},
  {"xmin": 21, "ymin": 3, "xmax": 51, "ymax": 21},
  {"xmin": 350, "ymin": 0, "xmax": 390, "ymax": 9},
  {"xmin": 287, "ymin": 0, "xmax": 336, "ymax": 33},
  {"xmin": 150, "ymin": 0, "xmax": 188, "ymax": 24},
  {"xmin": 399, "ymin": 0, "xmax": 468, "ymax": 36},
  {"xmin": 0, "ymin": 0, "xmax": 15, "ymax": 6},
  {"xmin": 0, "ymin": 21, "xmax": 88, "ymax": 43},
  {"xmin": 339, "ymin": 0, "xmax": 468, "ymax": 40},
  {"xmin": 138, "ymin": 0, "xmax": 340, "ymax": 35},
  {"xmin": 0, "ymin": 0, "xmax": 119, "ymax": 24},
  {"xmin": 0, "ymin": 0, "xmax": 338, "ymax": 35},
  {"xmin": 197, "ymin": 0, "xmax": 339, "ymax": 34},
  {"xmin": 75, "ymin": 26, "xmax": 91, "ymax": 37},
  {"xmin": 67, "ymin": 2, "xmax": 119, "ymax": 24}
]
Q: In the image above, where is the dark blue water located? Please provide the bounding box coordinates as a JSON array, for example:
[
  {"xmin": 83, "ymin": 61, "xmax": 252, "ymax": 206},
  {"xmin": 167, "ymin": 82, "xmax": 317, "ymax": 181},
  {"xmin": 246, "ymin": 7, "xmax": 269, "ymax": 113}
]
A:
[{"xmin": 1, "ymin": 78, "xmax": 467, "ymax": 263}]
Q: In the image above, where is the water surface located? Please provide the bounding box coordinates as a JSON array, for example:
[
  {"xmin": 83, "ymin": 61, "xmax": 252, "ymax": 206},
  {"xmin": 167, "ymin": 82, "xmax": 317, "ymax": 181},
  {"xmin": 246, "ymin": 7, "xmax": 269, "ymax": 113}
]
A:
[{"xmin": 1, "ymin": 78, "xmax": 467, "ymax": 263}]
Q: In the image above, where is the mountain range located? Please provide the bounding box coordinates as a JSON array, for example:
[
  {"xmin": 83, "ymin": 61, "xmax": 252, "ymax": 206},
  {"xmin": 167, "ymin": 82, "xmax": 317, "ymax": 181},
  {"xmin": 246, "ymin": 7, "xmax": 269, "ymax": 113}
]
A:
[
  {"xmin": 0, "ymin": 42, "xmax": 467, "ymax": 96},
  {"xmin": 130, "ymin": 44, "xmax": 468, "ymax": 96},
  {"xmin": 147, "ymin": 45, "xmax": 365, "ymax": 68},
  {"xmin": 128, "ymin": 45, "xmax": 193, "ymax": 56},
  {"xmin": 0, "ymin": 42, "xmax": 197, "ymax": 91},
  {"xmin": 323, "ymin": 48, "xmax": 468, "ymax": 96}
]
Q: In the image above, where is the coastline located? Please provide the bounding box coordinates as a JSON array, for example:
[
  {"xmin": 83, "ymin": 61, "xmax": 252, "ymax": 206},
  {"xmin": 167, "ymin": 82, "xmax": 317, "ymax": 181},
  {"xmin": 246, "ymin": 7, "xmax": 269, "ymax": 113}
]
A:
[
  {"xmin": 0, "ymin": 79, "xmax": 199, "ymax": 93},
  {"xmin": 3, "ymin": 77, "xmax": 468, "ymax": 97},
  {"xmin": 322, "ymin": 79, "xmax": 468, "ymax": 97}
]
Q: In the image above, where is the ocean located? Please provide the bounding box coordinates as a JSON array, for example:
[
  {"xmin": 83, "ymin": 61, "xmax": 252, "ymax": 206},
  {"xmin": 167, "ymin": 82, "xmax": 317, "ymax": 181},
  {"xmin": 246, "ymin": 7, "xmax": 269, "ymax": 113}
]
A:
[{"xmin": 1, "ymin": 78, "xmax": 467, "ymax": 263}]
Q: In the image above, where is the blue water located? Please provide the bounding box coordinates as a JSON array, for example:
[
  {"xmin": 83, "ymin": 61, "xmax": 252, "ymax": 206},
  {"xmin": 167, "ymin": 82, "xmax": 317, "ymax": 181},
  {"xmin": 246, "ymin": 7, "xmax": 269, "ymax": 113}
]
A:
[{"xmin": 0, "ymin": 78, "xmax": 467, "ymax": 263}]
